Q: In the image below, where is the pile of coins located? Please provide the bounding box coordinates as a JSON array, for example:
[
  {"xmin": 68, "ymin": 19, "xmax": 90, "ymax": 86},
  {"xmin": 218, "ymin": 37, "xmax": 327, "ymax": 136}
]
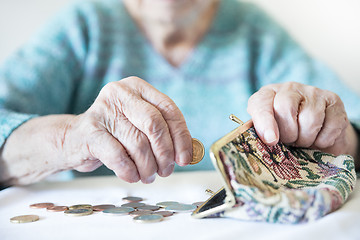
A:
[
  {"xmin": 10, "ymin": 196, "xmax": 205, "ymax": 224},
  {"xmin": 10, "ymin": 138, "xmax": 205, "ymax": 224}
]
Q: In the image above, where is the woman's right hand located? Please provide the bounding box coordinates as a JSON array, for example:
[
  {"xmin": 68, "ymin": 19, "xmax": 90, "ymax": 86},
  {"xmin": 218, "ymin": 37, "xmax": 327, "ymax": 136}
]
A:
[{"xmin": 62, "ymin": 76, "xmax": 193, "ymax": 183}]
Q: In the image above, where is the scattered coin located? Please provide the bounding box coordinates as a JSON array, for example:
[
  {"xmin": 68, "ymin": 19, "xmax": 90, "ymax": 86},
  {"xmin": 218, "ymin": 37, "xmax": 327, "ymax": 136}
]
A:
[
  {"xmin": 102, "ymin": 207, "xmax": 134, "ymax": 215},
  {"xmin": 133, "ymin": 214, "xmax": 163, "ymax": 223},
  {"xmin": 153, "ymin": 211, "xmax": 174, "ymax": 217},
  {"xmin": 165, "ymin": 204, "xmax": 197, "ymax": 212},
  {"xmin": 47, "ymin": 206, "xmax": 69, "ymax": 212},
  {"xmin": 156, "ymin": 201, "xmax": 179, "ymax": 208},
  {"xmin": 68, "ymin": 204, "xmax": 92, "ymax": 210},
  {"xmin": 64, "ymin": 208, "xmax": 93, "ymax": 217},
  {"xmin": 129, "ymin": 210, "xmax": 153, "ymax": 217},
  {"xmin": 137, "ymin": 205, "xmax": 160, "ymax": 211},
  {"xmin": 190, "ymin": 138, "xmax": 205, "ymax": 165},
  {"xmin": 122, "ymin": 196, "xmax": 143, "ymax": 202},
  {"xmin": 93, "ymin": 204, "xmax": 116, "ymax": 212},
  {"xmin": 29, "ymin": 202, "xmax": 54, "ymax": 209},
  {"xmin": 10, "ymin": 215, "xmax": 40, "ymax": 223},
  {"xmin": 121, "ymin": 202, "xmax": 145, "ymax": 208}
]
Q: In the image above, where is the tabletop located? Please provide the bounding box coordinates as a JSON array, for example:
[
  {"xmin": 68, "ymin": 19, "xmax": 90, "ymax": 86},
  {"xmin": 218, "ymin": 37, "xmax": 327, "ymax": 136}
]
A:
[{"xmin": 1, "ymin": 171, "xmax": 359, "ymax": 240}]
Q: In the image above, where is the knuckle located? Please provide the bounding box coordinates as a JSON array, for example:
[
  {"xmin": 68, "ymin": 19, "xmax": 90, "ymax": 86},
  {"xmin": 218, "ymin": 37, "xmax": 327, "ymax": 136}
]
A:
[
  {"xmin": 158, "ymin": 99, "xmax": 178, "ymax": 116},
  {"xmin": 142, "ymin": 111, "xmax": 167, "ymax": 136},
  {"xmin": 282, "ymin": 81, "xmax": 302, "ymax": 90},
  {"xmin": 101, "ymin": 81, "xmax": 119, "ymax": 95},
  {"xmin": 273, "ymin": 99, "xmax": 298, "ymax": 118},
  {"xmin": 316, "ymin": 135, "xmax": 336, "ymax": 149},
  {"xmin": 132, "ymin": 130, "xmax": 150, "ymax": 151}
]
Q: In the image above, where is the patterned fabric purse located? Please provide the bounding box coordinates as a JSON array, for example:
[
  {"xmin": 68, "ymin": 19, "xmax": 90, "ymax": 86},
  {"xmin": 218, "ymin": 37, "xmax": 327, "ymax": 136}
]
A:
[{"xmin": 192, "ymin": 116, "xmax": 356, "ymax": 223}]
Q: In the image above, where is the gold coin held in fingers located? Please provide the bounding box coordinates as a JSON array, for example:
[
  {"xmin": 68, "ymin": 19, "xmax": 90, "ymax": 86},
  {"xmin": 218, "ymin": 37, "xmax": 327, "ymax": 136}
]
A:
[
  {"xmin": 190, "ymin": 138, "xmax": 205, "ymax": 165},
  {"xmin": 10, "ymin": 215, "xmax": 39, "ymax": 223}
]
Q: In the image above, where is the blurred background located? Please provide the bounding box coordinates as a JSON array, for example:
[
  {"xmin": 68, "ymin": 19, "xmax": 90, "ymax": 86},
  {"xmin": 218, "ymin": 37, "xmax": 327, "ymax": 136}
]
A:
[{"xmin": 0, "ymin": 0, "xmax": 359, "ymax": 93}]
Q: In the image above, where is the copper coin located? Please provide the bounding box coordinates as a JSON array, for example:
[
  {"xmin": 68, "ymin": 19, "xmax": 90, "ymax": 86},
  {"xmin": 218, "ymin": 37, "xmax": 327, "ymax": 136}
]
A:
[
  {"xmin": 153, "ymin": 211, "xmax": 174, "ymax": 217},
  {"xmin": 190, "ymin": 138, "xmax": 205, "ymax": 165},
  {"xmin": 121, "ymin": 202, "xmax": 145, "ymax": 208},
  {"xmin": 10, "ymin": 215, "xmax": 39, "ymax": 223},
  {"xmin": 137, "ymin": 205, "xmax": 160, "ymax": 211},
  {"xmin": 122, "ymin": 196, "xmax": 143, "ymax": 202},
  {"xmin": 69, "ymin": 204, "xmax": 92, "ymax": 210},
  {"xmin": 47, "ymin": 206, "xmax": 69, "ymax": 212},
  {"xmin": 129, "ymin": 210, "xmax": 153, "ymax": 217},
  {"xmin": 29, "ymin": 202, "xmax": 55, "ymax": 209},
  {"xmin": 93, "ymin": 204, "xmax": 116, "ymax": 211}
]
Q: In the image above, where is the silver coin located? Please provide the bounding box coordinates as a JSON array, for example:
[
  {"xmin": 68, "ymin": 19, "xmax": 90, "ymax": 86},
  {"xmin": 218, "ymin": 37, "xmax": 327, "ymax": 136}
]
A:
[
  {"xmin": 165, "ymin": 204, "xmax": 197, "ymax": 212},
  {"xmin": 156, "ymin": 201, "xmax": 179, "ymax": 208},
  {"xmin": 137, "ymin": 205, "xmax": 160, "ymax": 211},
  {"xmin": 64, "ymin": 208, "xmax": 93, "ymax": 217},
  {"xmin": 133, "ymin": 214, "xmax": 163, "ymax": 223},
  {"xmin": 102, "ymin": 207, "xmax": 135, "ymax": 215},
  {"xmin": 129, "ymin": 210, "xmax": 153, "ymax": 217},
  {"xmin": 121, "ymin": 202, "xmax": 145, "ymax": 208},
  {"xmin": 122, "ymin": 196, "xmax": 143, "ymax": 202}
]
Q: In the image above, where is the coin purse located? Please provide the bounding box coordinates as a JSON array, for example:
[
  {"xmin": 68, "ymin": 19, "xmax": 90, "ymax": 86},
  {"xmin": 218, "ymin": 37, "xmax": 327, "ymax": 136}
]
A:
[{"xmin": 192, "ymin": 117, "xmax": 356, "ymax": 223}]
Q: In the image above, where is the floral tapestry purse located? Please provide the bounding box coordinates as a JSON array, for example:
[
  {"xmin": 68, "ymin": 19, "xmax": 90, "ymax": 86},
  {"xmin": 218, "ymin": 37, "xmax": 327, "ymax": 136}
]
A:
[{"xmin": 192, "ymin": 115, "xmax": 356, "ymax": 223}]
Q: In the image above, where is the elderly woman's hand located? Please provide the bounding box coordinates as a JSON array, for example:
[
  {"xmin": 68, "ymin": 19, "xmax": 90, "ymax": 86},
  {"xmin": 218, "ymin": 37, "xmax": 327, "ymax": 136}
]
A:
[
  {"xmin": 63, "ymin": 77, "xmax": 193, "ymax": 183},
  {"xmin": 247, "ymin": 82, "xmax": 358, "ymax": 157}
]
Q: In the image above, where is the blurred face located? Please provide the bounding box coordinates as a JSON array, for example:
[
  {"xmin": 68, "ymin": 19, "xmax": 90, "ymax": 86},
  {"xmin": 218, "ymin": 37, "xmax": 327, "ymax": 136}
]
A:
[{"xmin": 124, "ymin": 0, "xmax": 218, "ymax": 25}]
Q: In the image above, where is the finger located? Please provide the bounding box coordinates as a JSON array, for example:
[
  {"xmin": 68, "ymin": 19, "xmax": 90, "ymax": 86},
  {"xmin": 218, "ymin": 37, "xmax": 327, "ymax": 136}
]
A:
[
  {"xmin": 125, "ymin": 77, "xmax": 192, "ymax": 168},
  {"xmin": 273, "ymin": 89, "xmax": 301, "ymax": 144},
  {"xmin": 99, "ymin": 79, "xmax": 174, "ymax": 179},
  {"xmin": 110, "ymin": 115, "xmax": 159, "ymax": 184},
  {"xmin": 247, "ymin": 87, "xmax": 279, "ymax": 145},
  {"xmin": 295, "ymin": 89, "xmax": 326, "ymax": 147},
  {"xmin": 313, "ymin": 93, "xmax": 348, "ymax": 150},
  {"xmin": 141, "ymin": 88, "xmax": 192, "ymax": 167},
  {"xmin": 88, "ymin": 131, "xmax": 140, "ymax": 183}
]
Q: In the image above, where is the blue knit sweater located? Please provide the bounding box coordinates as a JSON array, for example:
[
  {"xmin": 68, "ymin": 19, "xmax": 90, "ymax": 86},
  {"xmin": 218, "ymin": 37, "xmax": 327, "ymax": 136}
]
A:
[{"xmin": 1, "ymin": 0, "xmax": 360, "ymax": 176}]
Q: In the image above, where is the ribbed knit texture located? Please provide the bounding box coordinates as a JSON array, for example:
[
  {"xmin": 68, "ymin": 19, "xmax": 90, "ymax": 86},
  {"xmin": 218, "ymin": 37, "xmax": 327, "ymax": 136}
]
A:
[{"xmin": 1, "ymin": 0, "xmax": 360, "ymax": 176}]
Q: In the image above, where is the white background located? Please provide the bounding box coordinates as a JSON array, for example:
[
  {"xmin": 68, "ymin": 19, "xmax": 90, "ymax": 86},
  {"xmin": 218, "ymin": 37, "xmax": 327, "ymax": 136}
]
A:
[{"xmin": 0, "ymin": 0, "xmax": 359, "ymax": 93}]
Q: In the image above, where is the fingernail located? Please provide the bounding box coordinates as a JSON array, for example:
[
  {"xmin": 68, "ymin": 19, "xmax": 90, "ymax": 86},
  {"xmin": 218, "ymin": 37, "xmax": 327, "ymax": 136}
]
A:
[
  {"xmin": 264, "ymin": 129, "xmax": 277, "ymax": 143},
  {"xmin": 143, "ymin": 173, "xmax": 156, "ymax": 184},
  {"xmin": 179, "ymin": 151, "xmax": 191, "ymax": 166},
  {"xmin": 161, "ymin": 163, "xmax": 174, "ymax": 176}
]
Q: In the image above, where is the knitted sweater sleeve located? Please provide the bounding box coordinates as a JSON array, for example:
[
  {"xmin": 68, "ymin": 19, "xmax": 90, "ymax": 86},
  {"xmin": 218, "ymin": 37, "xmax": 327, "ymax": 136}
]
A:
[{"xmin": 0, "ymin": 2, "xmax": 88, "ymax": 148}]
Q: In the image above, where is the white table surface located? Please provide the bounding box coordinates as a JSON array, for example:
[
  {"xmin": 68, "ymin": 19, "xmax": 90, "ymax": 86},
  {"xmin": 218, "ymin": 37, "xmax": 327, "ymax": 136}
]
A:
[{"xmin": 1, "ymin": 171, "xmax": 359, "ymax": 240}]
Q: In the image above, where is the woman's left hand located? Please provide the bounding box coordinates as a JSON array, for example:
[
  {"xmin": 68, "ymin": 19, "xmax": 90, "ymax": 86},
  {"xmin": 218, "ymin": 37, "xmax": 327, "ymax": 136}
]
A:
[{"xmin": 247, "ymin": 82, "xmax": 358, "ymax": 158}]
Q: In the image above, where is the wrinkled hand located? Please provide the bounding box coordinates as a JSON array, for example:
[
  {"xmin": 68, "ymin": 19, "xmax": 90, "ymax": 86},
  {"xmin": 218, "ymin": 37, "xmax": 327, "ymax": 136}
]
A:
[
  {"xmin": 62, "ymin": 77, "xmax": 192, "ymax": 183},
  {"xmin": 247, "ymin": 82, "xmax": 358, "ymax": 157}
]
